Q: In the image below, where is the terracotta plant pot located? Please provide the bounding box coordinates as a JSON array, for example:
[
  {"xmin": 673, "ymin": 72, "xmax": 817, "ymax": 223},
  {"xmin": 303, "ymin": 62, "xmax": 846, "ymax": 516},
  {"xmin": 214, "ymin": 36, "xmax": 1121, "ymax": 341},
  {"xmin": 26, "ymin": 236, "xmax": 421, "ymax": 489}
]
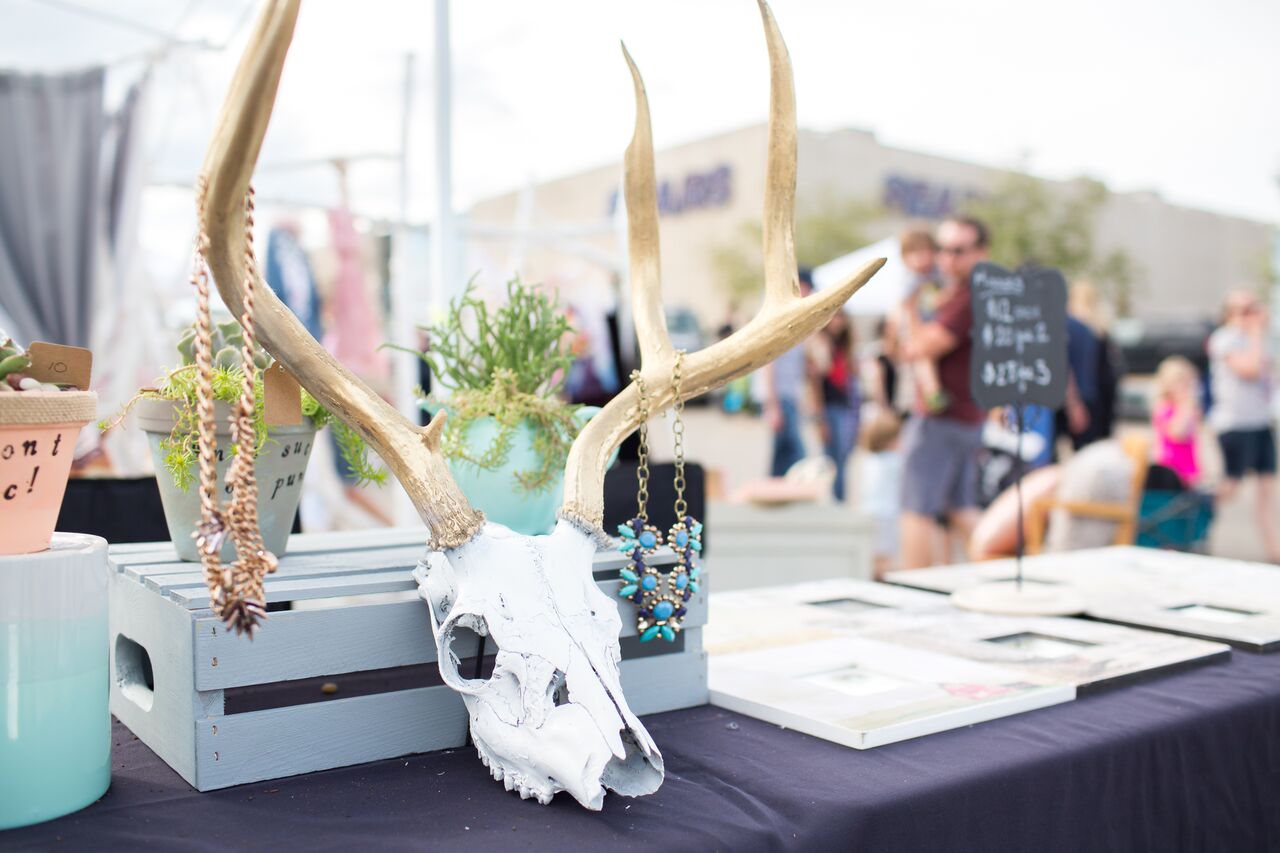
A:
[
  {"xmin": 134, "ymin": 397, "xmax": 317, "ymax": 562},
  {"xmin": 0, "ymin": 391, "xmax": 97, "ymax": 556}
]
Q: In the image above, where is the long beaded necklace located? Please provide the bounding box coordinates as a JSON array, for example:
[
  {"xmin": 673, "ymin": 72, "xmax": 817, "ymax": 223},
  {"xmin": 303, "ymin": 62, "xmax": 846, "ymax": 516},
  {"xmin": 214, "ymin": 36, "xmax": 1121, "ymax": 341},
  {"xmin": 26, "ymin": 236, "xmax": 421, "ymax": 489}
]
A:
[{"xmin": 191, "ymin": 178, "xmax": 278, "ymax": 637}]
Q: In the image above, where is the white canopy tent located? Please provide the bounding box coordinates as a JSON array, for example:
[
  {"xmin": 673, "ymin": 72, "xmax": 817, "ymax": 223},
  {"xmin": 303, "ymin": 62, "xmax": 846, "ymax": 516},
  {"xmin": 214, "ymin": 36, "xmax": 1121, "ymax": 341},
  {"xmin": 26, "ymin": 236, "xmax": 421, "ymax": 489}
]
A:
[{"xmin": 811, "ymin": 236, "xmax": 909, "ymax": 316}]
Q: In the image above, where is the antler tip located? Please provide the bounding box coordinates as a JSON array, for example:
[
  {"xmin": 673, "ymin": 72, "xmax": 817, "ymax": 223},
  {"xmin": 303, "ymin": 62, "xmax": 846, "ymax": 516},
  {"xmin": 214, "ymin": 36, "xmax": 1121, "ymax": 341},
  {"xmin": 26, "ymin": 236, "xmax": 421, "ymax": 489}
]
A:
[{"xmin": 422, "ymin": 410, "xmax": 448, "ymax": 450}]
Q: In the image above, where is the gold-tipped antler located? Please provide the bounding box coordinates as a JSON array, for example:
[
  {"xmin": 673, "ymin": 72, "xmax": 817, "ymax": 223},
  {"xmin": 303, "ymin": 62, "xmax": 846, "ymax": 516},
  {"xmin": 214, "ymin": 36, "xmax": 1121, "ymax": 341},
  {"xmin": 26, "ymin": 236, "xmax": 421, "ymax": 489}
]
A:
[
  {"xmin": 559, "ymin": 0, "xmax": 884, "ymax": 530},
  {"xmin": 200, "ymin": 0, "xmax": 483, "ymax": 549}
]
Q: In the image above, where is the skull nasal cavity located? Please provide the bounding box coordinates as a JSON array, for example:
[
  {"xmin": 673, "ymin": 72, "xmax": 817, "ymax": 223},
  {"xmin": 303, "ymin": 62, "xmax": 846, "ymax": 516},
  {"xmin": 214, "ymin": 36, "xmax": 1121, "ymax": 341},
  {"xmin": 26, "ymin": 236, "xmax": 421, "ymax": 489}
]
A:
[
  {"xmin": 447, "ymin": 624, "xmax": 497, "ymax": 683},
  {"xmin": 552, "ymin": 671, "xmax": 570, "ymax": 707}
]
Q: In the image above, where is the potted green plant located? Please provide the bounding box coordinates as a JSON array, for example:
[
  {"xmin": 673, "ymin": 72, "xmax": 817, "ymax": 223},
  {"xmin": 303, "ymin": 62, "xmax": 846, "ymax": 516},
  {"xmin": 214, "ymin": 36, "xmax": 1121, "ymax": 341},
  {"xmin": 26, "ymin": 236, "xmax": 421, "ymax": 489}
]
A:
[
  {"xmin": 0, "ymin": 334, "xmax": 98, "ymax": 555},
  {"xmin": 103, "ymin": 321, "xmax": 383, "ymax": 562},
  {"xmin": 391, "ymin": 278, "xmax": 596, "ymax": 535}
]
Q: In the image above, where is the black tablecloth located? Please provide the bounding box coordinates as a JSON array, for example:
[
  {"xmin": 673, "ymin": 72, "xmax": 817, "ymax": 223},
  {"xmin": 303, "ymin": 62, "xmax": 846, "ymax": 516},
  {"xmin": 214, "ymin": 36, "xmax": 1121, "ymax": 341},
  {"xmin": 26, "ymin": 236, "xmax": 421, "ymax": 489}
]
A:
[{"xmin": 5, "ymin": 651, "xmax": 1279, "ymax": 852}]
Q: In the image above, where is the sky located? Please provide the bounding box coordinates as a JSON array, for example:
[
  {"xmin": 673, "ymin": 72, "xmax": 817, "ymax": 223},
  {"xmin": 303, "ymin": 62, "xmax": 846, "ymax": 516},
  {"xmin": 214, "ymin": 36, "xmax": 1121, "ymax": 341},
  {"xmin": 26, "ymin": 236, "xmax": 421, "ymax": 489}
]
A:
[{"xmin": 3, "ymin": 0, "xmax": 1278, "ymax": 228}]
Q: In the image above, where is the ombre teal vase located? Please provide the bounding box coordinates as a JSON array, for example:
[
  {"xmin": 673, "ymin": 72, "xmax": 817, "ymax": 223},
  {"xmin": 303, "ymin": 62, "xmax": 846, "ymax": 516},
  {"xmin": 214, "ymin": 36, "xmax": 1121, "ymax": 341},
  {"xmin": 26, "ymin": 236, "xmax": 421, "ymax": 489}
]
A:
[
  {"xmin": 428, "ymin": 404, "xmax": 605, "ymax": 536},
  {"xmin": 0, "ymin": 534, "xmax": 111, "ymax": 829}
]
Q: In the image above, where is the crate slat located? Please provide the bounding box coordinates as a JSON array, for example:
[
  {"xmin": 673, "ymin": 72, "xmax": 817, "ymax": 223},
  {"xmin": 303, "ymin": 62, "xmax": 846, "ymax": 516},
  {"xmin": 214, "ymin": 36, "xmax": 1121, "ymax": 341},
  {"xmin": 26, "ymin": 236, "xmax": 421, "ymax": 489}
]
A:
[
  {"xmin": 619, "ymin": 637, "xmax": 708, "ymax": 715},
  {"xmin": 109, "ymin": 527, "xmax": 432, "ymax": 570},
  {"xmin": 131, "ymin": 545, "xmax": 428, "ymax": 587},
  {"xmin": 192, "ymin": 683, "xmax": 468, "ymax": 790},
  {"xmin": 193, "ymin": 584, "xmax": 710, "ymax": 690},
  {"xmin": 169, "ymin": 570, "xmax": 419, "ymax": 608}
]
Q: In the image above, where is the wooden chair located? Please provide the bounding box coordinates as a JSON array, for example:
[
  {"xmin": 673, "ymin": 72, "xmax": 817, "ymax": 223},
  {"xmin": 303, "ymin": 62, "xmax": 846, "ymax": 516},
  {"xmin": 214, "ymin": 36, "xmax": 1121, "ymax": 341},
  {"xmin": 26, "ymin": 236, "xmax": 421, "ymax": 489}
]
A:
[{"xmin": 1024, "ymin": 434, "xmax": 1151, "ymax": 554}]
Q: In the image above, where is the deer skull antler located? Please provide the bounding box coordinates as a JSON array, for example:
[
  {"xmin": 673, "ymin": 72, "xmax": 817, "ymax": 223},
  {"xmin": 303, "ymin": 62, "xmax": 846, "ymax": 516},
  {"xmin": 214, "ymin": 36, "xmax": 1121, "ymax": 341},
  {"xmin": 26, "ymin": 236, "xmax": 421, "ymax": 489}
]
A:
[
  {"xmin": 199, "ymin": 0, "xmax": 483, "ymax": 551},
  {"xmin": 559, "ymin": 1, "xmax": 884, "ymax": 532},
  {"xmin": 201, "ymin": 0, "xmax": 881, "ymax": 810}
]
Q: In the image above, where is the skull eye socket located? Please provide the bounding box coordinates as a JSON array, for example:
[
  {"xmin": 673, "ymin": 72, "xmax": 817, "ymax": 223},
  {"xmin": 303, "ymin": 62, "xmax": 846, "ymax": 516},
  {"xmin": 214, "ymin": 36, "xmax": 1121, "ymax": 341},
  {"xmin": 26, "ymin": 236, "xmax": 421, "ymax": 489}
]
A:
[{"xmin": 439, "ymin": 617, "xmax": 494, "ymax": 691}]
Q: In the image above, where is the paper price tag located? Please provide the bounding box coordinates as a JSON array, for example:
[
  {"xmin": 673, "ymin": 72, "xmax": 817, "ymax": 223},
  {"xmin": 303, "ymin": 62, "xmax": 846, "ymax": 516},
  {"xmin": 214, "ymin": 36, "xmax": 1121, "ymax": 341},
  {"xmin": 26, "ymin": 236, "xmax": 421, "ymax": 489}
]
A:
[
  {"xmin": 26, "ymin": 342, "xmax": 93, "ymax": 390},
  {"xmin": 263, "ymin": 362, "xmax": 303, "ymax": 426}
]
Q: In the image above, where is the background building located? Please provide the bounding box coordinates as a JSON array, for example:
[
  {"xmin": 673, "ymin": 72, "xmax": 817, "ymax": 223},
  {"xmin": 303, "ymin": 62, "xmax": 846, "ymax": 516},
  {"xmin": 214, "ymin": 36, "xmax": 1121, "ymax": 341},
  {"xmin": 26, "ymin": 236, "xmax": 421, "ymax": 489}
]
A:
[{"xmin": 467, "ymin": 124, "xmax": 1275, "ymax": 333}]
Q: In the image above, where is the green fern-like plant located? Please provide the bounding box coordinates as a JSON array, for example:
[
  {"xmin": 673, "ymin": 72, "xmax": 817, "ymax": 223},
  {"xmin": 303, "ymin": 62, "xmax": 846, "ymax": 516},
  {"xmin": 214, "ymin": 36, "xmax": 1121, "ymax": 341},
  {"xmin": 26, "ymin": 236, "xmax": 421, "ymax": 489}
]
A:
[
  {"xmin": 102, "ymin": 322, "xmax": 386, "ymax": 492},
  {"xmin": 385, "ymin": 277, "xmax": 582, "ymax": 493}
]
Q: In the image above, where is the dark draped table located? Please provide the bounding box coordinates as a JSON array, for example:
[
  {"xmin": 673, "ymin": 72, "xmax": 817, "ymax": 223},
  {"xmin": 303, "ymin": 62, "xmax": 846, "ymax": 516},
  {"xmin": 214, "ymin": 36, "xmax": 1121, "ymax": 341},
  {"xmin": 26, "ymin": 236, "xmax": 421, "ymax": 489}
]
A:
[{"xmin": 4, "ymin": 650, "xmax": 1278, "ymax": 852}]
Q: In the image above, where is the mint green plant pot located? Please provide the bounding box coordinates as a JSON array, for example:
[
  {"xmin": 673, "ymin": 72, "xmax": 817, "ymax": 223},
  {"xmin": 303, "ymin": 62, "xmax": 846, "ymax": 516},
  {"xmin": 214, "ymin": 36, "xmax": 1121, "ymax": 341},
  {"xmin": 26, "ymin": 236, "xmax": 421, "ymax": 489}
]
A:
[{"xmin": 433, "ymin": 405, "xmax": 602, "ymax": 536}]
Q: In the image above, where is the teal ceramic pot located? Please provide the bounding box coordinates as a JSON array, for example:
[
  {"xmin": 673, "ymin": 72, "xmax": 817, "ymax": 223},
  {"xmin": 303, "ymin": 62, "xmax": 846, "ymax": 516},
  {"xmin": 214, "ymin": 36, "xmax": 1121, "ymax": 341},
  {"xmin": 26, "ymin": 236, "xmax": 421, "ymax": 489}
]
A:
[
  {"xmin": 135, "ymin": 397, "xmax": 317, "ymax": 562},
  {"xmin": 430, "ymin": 404, "xmax": 601, "ymax": 536},
  {"xmin": 0, "ymin": 534, "xmax": 111, "ymax": 829}
]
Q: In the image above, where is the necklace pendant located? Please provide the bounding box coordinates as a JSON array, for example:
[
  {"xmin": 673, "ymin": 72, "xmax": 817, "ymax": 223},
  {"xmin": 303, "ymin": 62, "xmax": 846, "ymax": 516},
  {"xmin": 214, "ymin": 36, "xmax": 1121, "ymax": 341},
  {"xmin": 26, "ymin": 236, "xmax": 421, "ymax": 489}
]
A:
[{"xmin": 617, "ymin": 516, "xmax": 665, "ymax": 631}]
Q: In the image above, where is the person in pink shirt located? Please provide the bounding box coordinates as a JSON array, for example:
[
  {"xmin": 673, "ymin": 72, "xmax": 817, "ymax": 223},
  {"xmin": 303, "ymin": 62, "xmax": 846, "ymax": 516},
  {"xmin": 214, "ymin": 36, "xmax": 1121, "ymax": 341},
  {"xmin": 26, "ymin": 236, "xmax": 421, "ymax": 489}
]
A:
[{"xmin": 1151, "ymin": 356, "xmax": 1201, "ymax": 485}]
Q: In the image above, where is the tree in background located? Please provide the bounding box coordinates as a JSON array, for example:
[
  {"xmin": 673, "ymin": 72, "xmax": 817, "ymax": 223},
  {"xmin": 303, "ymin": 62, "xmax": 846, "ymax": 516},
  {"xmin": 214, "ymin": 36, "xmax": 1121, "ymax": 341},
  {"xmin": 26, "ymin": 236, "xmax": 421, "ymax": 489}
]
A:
[
  {"xmin": 963, "ymin": 173, "xmax": 1140, "ymax": 316},
  {"xmin": 710, "ymin": 197, "xmax": 882, "ymax": 310}
]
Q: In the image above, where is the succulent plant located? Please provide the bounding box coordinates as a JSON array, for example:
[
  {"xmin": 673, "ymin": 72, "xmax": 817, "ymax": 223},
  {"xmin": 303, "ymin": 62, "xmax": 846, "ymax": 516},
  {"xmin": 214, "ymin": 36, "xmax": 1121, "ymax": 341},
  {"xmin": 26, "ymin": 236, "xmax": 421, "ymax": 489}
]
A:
[
  {"xmin": 0, "ymin": 332, "xmax": 64, "ymax": 393},
  {"xmin": 175, "ymin": 321, "xmax": 272, "ymax": 372},
  {"xmin": 101, "ymin": 320, "xmax": 386, "ymax": 491}
]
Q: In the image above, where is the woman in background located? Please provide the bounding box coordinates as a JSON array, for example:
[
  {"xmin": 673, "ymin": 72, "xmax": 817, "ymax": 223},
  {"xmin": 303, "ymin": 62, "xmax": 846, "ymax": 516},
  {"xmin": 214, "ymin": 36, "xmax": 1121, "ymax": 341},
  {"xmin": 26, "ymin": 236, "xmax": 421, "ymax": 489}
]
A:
[{"xmin": 815, "ymin": 311, "xmax": 860, "ymax": 502}]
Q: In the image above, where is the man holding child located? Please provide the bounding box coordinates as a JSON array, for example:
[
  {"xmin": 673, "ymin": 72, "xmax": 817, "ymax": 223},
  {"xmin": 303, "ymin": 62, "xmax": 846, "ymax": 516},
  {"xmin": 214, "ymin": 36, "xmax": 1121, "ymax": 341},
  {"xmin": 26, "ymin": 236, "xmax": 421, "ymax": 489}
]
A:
[{"xmin": 897, "ymin": 216, "xmax": 990, "ymax": 569}]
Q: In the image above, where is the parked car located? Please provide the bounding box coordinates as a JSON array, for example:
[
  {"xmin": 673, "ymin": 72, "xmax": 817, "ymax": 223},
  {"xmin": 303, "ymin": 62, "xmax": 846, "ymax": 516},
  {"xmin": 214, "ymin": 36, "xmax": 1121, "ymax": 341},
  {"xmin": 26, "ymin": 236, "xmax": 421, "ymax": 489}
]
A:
[
  {"xmin": 664, "ymin": 308, "xmax": 710, "ymax": 405},
  {"xmin": 665, "ymin": 307, "xmax": 706, "ymax": 355},
  {"xmin": 1112, "ymin": 317, "xmax": 1214, "ymax": 420}
]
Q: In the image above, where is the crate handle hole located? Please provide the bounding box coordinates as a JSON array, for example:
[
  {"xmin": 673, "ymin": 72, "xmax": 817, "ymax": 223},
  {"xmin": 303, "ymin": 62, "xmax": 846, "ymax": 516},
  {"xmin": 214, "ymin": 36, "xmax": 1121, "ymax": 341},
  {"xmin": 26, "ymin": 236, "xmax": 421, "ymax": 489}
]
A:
[{"xmin": 115, "ymin": 633, "xmax": 155, "ymax": 712}]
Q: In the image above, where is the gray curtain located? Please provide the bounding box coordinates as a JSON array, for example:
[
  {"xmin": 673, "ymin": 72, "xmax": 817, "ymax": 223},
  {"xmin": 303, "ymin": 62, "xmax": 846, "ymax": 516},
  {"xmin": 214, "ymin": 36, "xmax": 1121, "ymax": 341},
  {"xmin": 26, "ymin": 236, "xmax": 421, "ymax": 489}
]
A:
[{"xmin": 0, "ymin": 67, "xmax": 106, "ymax": 347}]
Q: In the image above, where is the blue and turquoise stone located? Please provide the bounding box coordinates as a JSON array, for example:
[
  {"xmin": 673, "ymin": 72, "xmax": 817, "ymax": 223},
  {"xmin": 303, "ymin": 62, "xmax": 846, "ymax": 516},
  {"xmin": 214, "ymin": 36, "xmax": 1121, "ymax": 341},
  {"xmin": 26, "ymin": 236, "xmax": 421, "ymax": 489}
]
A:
[
  {"xmin": 660, "ymin": 626, "xmax": 676, "ymax": 642},
  {"xmin": 638, "ymin": 530, "xmax": 658, "ymax": 549},
  {"xmin": 619, "ymin": 568, "xmax": 638, "ymax": 582},
  {"xmin": 652, "ymin": 600, "xmax": 675, "ymax": 621},
  {"xmin": 641, "ymin": 625, "xmax": 661, "ymax": 642},
  {"xmin": 690, "ymin": 540, "xmax": 702, "ymax": 552},
  {"xmin": 674, "ymin": 530, "xmax": 689, "ymax": 548},
  {"xmin": 691, "ymin": 521, "xmax": 703, "ymax": 535},
  {"xmin": 640, "ymin": 574, "xmax": 658, "ymax": 591},
  {"xmin": 689, "ymin": 566, "xmax": 701, "ymax": 579},
  {"xmin": 689, "ymin": 581, "xmax": 699, "ymax": 593},
  {"xmin": 674, "ymin": 573, "xmax": 688, "ymax": 590},
  {"xmin": 617, "ymin": 524, "xmax": 636, "ymax": 539},
  {"xmin": 619, "ymin": 583, "xmax": 638, "ymax": 597}
]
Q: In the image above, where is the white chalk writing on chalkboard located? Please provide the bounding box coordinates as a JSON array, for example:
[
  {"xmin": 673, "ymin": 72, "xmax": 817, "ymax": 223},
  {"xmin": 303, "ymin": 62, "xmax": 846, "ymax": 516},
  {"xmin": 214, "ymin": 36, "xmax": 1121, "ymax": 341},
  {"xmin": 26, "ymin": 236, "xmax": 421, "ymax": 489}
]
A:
[{"xmin": 969, "ymin": 262, "xmax": 1068, "ymax": 410}]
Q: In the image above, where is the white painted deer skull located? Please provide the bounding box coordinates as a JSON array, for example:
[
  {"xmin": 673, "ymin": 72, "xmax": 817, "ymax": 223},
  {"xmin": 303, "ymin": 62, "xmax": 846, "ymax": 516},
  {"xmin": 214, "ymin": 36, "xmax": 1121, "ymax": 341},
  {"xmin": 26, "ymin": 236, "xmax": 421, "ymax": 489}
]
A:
[
  {"xmin": 200, "ymin": 0, "xmax": 880, "ymax": 809},
  {"xmin": 413, "ymin": 521, "xmax": 662, "ymax": 808}
]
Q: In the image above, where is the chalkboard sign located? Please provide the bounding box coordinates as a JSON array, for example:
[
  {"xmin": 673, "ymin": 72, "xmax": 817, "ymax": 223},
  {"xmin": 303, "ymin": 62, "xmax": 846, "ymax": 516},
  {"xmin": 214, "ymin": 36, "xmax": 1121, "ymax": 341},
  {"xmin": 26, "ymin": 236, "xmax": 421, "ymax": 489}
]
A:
[{"xmin": 969, "ymin": 262, "xmax": 1068, "ymax": 410}]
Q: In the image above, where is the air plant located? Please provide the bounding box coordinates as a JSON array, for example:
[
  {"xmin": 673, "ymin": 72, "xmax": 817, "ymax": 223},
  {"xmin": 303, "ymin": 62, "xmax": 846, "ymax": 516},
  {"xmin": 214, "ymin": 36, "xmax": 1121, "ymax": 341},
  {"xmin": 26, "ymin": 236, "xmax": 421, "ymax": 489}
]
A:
[{"xmin": 0, "ymin": 333, "xmax": 63, "ymax": 392}]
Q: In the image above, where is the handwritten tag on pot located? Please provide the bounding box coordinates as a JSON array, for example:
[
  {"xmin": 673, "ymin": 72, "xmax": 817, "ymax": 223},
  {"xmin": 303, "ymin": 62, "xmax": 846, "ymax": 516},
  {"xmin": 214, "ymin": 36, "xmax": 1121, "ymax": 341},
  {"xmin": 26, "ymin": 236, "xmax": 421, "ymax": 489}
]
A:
[
  {"xmin": 263, "ymin": 363, "xmax": 303, "ymax": 426},
  {"xmin": 26, "ymin": 342, "xmax": 93, "ymax": 390}
]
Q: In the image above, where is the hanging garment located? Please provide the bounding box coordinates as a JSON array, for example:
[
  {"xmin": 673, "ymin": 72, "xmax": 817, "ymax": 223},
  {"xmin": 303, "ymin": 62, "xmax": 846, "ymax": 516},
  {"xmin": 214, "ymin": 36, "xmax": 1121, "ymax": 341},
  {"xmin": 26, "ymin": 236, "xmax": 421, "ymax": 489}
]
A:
[{"xmin": 324, "ymin": 207, "xmax": 388, "ymax": 380}]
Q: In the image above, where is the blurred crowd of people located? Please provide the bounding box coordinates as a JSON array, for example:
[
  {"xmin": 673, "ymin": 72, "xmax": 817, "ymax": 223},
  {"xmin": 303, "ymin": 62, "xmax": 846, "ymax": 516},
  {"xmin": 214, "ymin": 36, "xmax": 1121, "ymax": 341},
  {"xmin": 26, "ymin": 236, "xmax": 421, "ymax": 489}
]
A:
[{"xmin": 759, "ymin": 215, "xmax": 1278, "ymax": 572}]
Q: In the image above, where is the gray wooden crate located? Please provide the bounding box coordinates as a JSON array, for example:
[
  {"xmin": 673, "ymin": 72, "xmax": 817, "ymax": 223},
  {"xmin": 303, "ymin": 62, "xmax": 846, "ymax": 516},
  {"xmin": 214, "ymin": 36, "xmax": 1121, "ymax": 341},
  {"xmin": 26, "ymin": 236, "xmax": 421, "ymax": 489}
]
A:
[{"xmin": 108, "ymin": 528, "xmax": 708, "ymax": 791}]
